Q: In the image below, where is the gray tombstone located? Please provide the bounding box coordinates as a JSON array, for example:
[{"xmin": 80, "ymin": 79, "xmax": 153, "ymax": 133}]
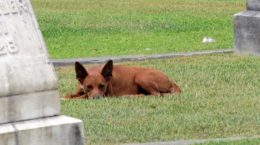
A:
[
  {"xmin": 234, "ymin": 0, "xmax": 260, "ymax": 55},
  {"xmin": 247, "ymin": 0, "xmax": 260, "ymax": 10},
  {"xmin": 0, "ymin": 0, "xmax": 85, "ymax": 145}
]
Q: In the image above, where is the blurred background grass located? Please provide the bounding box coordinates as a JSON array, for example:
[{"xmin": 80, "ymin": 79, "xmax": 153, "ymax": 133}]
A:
[{"xmin": 32, "ymin": 0, "xmax": 244, "ymax": 59}]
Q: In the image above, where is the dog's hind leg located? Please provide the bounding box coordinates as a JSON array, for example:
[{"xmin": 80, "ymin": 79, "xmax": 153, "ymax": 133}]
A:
[
  {"xmin": 134, "ymin": 73, "xmax": 180, "ymax": 96},
  {"xmin": 134, "ymin": 77, "xmax": 162, "ymax": 96}
]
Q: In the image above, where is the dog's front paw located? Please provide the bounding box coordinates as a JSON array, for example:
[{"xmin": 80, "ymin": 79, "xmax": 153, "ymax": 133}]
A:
[{"xmin": 64, "ymin": 92, "xmax": 72, "ymax": 99}]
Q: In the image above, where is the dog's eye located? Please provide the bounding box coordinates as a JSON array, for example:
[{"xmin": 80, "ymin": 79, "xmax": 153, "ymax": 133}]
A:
[
  {"xmin": 99, "ymin": 84, "xmax": 105, "ymax": 89},
  {"xmin": 86, "ymin": 85, "xmax": 93, "ymax": 90}
]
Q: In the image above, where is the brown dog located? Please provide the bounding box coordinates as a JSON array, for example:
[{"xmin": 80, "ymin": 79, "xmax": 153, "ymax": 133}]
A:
[{"xmin": 64, "ymin": 60, "xmax": 181, "ymax": 99}]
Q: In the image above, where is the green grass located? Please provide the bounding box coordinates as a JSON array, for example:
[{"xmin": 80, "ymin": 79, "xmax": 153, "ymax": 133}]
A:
[
  {"xmin": 196, "ymin": 138, "xmax": 260, "ymax": 145},
  {"xmin": 57, "ymin": 54, "xmax": 260, "ymax": 145},
  {"xmin": 32, "ymin": 0, "xmax": 244, "ymax": 59}
]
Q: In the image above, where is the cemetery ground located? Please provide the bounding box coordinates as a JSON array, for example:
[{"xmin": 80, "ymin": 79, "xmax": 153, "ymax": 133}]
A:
[
  {"xmin": 31, "ymin": 0, "xmax": 259, "ymax": 144},
  {"xmin": 32, "ymin": 0, "xmax": 244, "ymax": 59},
  {"xmin": 57, "ymin": 54, "xmax": 260, "ymax": 145}
]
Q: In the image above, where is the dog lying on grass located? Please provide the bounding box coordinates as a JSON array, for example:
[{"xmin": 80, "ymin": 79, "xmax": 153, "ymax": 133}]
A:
[{"xmin": 64, "ymin": 60, "xmax": 181, "ymax": 99}]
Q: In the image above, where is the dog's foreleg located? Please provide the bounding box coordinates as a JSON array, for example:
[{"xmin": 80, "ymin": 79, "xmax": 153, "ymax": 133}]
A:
[{"xmin": 64, "ymin": 83, "xmax": 86, "ymax": 99}]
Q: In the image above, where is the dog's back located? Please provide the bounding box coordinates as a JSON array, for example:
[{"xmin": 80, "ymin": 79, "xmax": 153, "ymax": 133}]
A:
[{"xmin": 87, "ymin": 64, "xmax": 181, "ymax": 96}]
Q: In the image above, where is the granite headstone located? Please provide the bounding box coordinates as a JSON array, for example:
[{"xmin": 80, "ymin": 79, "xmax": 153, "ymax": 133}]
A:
[{"xmin": 234, "ymin": 0, "xmax": 260, "ymax": 55}]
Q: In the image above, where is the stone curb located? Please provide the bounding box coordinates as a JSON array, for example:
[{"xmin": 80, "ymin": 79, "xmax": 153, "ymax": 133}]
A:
[
  {"xmin": 51, "ymin": 49, "xmax": 233, "ymax": 67},
  {"xmin": 122, "ymin": 136, "xmax": 259, "ymax": 145}
]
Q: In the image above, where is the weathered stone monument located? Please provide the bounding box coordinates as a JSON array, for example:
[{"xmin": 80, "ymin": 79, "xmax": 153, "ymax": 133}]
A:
[
  {"xmin": 0, "ymin": 0, "xmax": 84, "ymax": 145},
  {"xmin": 234, "ymin": 0, "xmax": 260, "ymax": 55}
]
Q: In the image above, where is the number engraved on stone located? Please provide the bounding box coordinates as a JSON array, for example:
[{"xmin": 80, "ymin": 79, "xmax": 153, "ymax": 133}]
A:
[
  {"xmin": 0, "ymin": 41, "xmax": 18, "ymax": 56},
  {"xmin": 0, "ymin": 43, "xmax": 7, "ymax": 56},
  {"xmin": 7, "ymin": 41, "xmax": 18, "ymax": 54},
  {"xmin": 0, "ymin": 21, "xmax": 8, "ymax": 35}
]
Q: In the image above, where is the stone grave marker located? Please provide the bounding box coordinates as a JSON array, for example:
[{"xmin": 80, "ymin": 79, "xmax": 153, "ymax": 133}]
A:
[
  {"xmin": 0, "ymin": 0, "xmax": 85, "ymax": 145},
  {"xmin": 234, "ymin": 0, "xmax": 260, "ymax": 55}
]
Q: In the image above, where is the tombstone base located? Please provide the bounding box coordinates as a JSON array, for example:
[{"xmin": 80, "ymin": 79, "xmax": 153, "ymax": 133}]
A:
[
  {"xmin": 0, "ymin": 90, "xmax": 60, "ymax": 124},
  {"xmin": 234, "ymin": 11, "xmax": 260, "ymax": 55},
  {"xmin": 0, "ymin": 116, "xmax": 85, "ymax": 145}
]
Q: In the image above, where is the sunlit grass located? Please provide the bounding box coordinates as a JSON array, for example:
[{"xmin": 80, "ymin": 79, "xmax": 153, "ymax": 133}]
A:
[
  {"xmin": 32, "ymin": 0, "xmax": 244, "ymax": 59},
  {"xmin": 197, "ymin": 138, "xmax": 260, "ymax": 145},
  {"xmin": 57, "ymin": 54, "xmax": 260, "ymax": 145}
]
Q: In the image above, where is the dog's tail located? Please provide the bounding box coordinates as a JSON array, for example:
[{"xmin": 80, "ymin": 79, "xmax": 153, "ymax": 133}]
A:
[{"xmin": 170, "ymin": 82, "xmax": 181, "ymax": 94}]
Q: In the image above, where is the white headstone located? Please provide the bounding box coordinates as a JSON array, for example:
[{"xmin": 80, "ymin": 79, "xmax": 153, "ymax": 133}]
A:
[{"xmin": 0, "ymin": 0, "xmax": 85, "ymax": 144}]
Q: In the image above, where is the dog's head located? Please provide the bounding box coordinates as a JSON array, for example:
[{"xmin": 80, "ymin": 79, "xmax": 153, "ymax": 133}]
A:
[{"xmin": 75, "ymin": 60, "xmax": 113, "ymax": 99}]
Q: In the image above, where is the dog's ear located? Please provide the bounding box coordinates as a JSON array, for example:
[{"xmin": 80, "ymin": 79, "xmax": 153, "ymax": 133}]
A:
[
  {"xmin": 75, "ymin": 61, "xmax": 88, "ymax": 84},
  {"xmin": 101, "ymin": 60, "xmax": 113, "ymax": 81}
]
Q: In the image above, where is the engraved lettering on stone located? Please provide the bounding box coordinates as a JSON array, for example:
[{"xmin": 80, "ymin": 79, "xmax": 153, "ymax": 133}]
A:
[
  {"xmin": 17, "ymin": 0, "xmax": 29, "ymax": 14},
  {"xmin": 0, "ymin": 21, "xmax": 8, "ymax": 35},
  {"xmin": 0, "ymin": 0, "xmax": 21, "ymax": 15},
  {"xmin": 8, "ymin": 0, "xmax": 19, "ymax": 14},
  {"xmin": 0, "ymin": 0, "xmax": 10, "ymax": 15}
]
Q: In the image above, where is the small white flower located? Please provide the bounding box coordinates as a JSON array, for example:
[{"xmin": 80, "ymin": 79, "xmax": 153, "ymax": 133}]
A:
[{"xmin": 202, "ymin": 37, "xmax": 216, "ymax": 43}]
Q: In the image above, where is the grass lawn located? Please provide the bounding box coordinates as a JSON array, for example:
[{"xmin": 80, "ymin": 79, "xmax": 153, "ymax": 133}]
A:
[
  {"xmin": 32, "ymin": 0, "xmax": 244, "ymax": 59},
  {"xmin": 197, "ymin": 138, "xmax": 260, "ymax": 145},
  {"xmin": 57, "ymin": 54, "xmax": 260, "ymax": 145}
]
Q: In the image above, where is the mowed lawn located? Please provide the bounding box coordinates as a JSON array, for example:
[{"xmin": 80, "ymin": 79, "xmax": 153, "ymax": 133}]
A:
[
  {"xmin": 32, "ymin": 0, "xmax": 244, "ymax": 59},
  {"xmin": 57, "ymin": 54, "xmax": 260, "ymax": 145},
  {"xmin": 197, "ymin": 138, "xmax": 260, "ymax": 145}
]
